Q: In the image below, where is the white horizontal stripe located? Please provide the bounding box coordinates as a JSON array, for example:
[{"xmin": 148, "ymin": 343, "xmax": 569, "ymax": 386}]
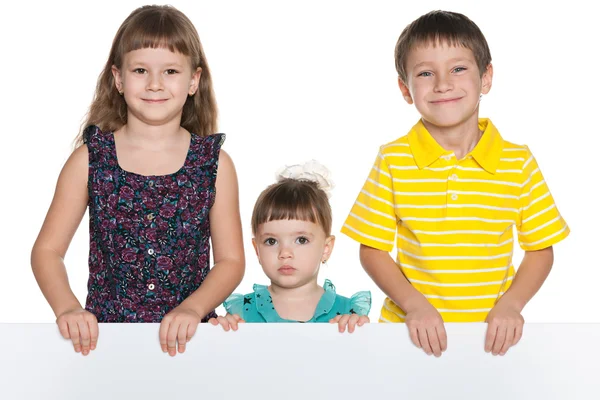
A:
[
  {"xmin": 454, "ymin": 166, "xmax": 485, "ymax": 172},
  {"xmin": 500, "ymin": 157, "xmax": 525, "ymax": 162},
  {"xmin": 383, "ymin": 143, "xmax": 409, "ymax": 149},
  {"xmin": 523, "ymin": 156, "xmax": 534, "ymax": 169},
  {"xmin": 495, "ymin": 169, "xmax": 522, "ymax": 173},
  {"xmin": 378, "ymin": 317, "xmax": 393, "ymax": 323},
  {"xmin": 397, "ymin": 234, "xmax": 513, "ymax": 248},
  {"xmin": 425, "ymin": 294, "xmax": 499, "ymax": 300},
  {"xmin": 372, "ymin": 165, "xmax": 391, "ymax": 178},
  {"xmin": 521, "ymin": 225, "xmax": 568, "ymax": 247},
  {"xmin": 503, "ymin": 148, "xmax": 527, "ymax": 152},
  {"xmin": 411, "ymin": 229, "xmax": 506, "ymax": 236},
  {"xmin": 520, "ymin": 180, "xmax": 546, "ymax": 199},
  {"xmin": 394, "ymin": 203, "xmax": 518, "ymax": 213},
  {"xmin": 355, "ymin": 201, "xmax": 397, "ymax": 221},
  {"xmin": 458, "ymin": 178, "xmax": 523, "ymax": 188},
  {"xmin": 399, "ymin": 248, "xmax": 512, "ymax": 261},
  {"xmin": 438, "ymin": 308, "xmax": 492, "ymax": 313},
  {"xmin": 521, "ymin": 192, "xmax": 550, "ymax": 212},
  {"xmin": 342, "ymin": 223, "xmax": 394, "ymax": 245},
  {"xmin": 402, "ymin": 216, "xmax": 515, "ymax": 224},
  {"xmin": 410, "ymin": 276, "xmax": 514, "ymax": 287},
  {"xmin": 394, "ymin": 178, "xmax": 448, "ymax": 183},
  {"xmin": 389, "ymin": 165, "xmax": 418, "ymax": 171},
  {"xmin": 522, "ymin": 204, "xmax": 556, "ymax": 224},
  {"xmin": 396, "ymin": 204, "xmax": 447, "ymax": 209},
  {"xmin": 448, "ymin": 190, "xmax": 519, "ymax": 199},
  {"xmin": 360, "ymin": 189, "xmax": 394, "ymax": 207},
  {"xmin": 519, "ymin": 216, "xmax": 561, "ymax": 236},
  {"xmin": 367, "ymin": 177, "xmax": 393, "ymax": 192},
  {"xmin": 386, "ymin": 153, "xmax": 414, "ymax": 158},
  {"xmin": 349, "ymin": 212, "xmax": 396, "ymax": 233},
  {"xmin": 395, "ymin": 191, "xmax": 447, "ymax": 196},
  {"xmin": 402, "ymin": 262, "xmax": 510, "ymax": 274},
  {"xmin": 424, "ymin": 166, "xmax": 454, "ymax": 171},
  {"xmin": 383, "ymin": 303, "xmax": 405, "ymax": 318}
]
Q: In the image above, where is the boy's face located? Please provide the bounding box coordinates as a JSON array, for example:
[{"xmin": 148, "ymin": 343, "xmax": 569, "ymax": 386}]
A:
[{"xmin": 398, "ymin": 42, "xmax": 492, "ymax": 128}]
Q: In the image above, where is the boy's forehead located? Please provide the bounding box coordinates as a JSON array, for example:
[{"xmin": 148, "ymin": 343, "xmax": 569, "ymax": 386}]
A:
[{"xmin": 406, "ymin": 40, "xmax": 476, "ymax": 66}]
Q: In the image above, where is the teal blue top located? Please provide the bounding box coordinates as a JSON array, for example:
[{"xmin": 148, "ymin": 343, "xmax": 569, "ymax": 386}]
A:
[{"xmin": 223, "ymin": 279, "xmax": 371, "ymax": 323}]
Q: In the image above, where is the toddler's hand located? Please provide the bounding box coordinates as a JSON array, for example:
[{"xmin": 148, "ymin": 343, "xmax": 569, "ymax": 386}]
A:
[
  {"xmin": 208, "ymin": 313, "xmax": 245, "ymax": 331},
  {"xmin": 405, "ymin": 302, "xmax": 447, "ymax": 357},
  {"xmin": 484, "ymin": 302, "xmax": 524, "ymax": 356},
  {"xmin": 56, "ymin": 308, "xmax": 98, "ymax": 356},
  {"xmin": 159, "ymin": 306, "xmax": 202, "ymax": 356},
  {"xmin": 329, "ymin": 314, "xmax": 369, "ymax": 333}
]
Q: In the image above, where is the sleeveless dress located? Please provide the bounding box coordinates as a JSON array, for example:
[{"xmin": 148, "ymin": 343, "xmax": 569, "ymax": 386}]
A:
[{"xmin": 83, "ymin": 125, "xmax": 225, "ymax": 322}]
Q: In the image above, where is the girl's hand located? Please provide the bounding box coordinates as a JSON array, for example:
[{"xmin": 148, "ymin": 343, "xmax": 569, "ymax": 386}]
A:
[
  {"xmin": 56, "ymin": 308, "xmax": 98, "ymax": 356},
  {"xmin": 159, "ymin": 306, "xmax": 202, "ymax": 356},
  {"xmin": 484, "ymin": 302, "xmax": 524, "ymax": 356},
  {"xmin": 208, "ymin": 313, "xmax": 245, "ymax": 331},
  {"xmin": 405, "ymin": 302, "xmax": 447, "ymax": 357},
  {"xmin": 329, "ymin": 314, "xmax": 370, "ymax": 333}
]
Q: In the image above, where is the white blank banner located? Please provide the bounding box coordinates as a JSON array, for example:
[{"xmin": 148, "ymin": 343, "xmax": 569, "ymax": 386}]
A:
[{"xmin": 1, "ymin": 323, "xmax": 598, "ymax": 399}]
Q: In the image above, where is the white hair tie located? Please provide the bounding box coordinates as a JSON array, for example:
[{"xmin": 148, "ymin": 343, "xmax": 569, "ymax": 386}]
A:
[{"xmin": 275, "ymin": 160, "xmax": 335, "ymax": 199}]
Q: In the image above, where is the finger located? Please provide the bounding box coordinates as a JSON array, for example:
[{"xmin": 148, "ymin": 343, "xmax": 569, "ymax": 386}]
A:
[
  {"xmin": 500, "ymin": 325, "xmax": 516, "ymax": 356},
  {"xmin": 338, "ymin": 314, "xmax": 350, "ymax": 333},
  {"xmin": 77, "ymin": 319, "xmax": 91, "ymax": 356},
  {"xmin": 167, "ymin": 321, "xmax": 179, "ymax": 356},
  {"xmin": 484, "ymin": 322, "xmax": 498, "ymax": 353},
  {"xmin": 218, "ymin": 316, "xmax": 231, "ymax": 331},
  {"xmin": 68, "ymin": 321, "xmax": 81, "ymax": 353},
  {"xmin": 187, "ymin": 320, "xmax": 198, "ymax": 342},
  {"xmin": 329, "ymin": 315, "xmax": 342, "ymax": 324},
  {"xmin": 57, "ymin": 318, "xmax": 70, "ymax": 340},
  {"xmin": 177, "ymin": 322, "xmax": 188, "ymax": 354},
  {"xmin": 347, "ymin": 314, "xmax": 360, "ymax": 333},
  {"xmin": 87, "ymin": 316, "xmax": 99, "ymax": 351},
  {"xmin": 159, "ymin": 319, "xmax": 170, "ymax": 353},
  {"xmin": 233, "ymin": 314, "xmax": 245, "ymax": 323},
  {"xmin": 427, "ymin": 327, "xmax": 442, "ymax": 357},
  {"xmin": 417, "ymin": 328, "xmax": 432, "ymax": 355},
  {"xmin": 436, "ymin": 324, "xmax": 448, "ymax": 352},
  {"xmin": 357, "ymin": 316, "xmax": 369, "ymax": 326},
  {"xmin": 492, "ymin": 325, "xmax": 507, "ymax": 356},
  {"xmin": 225, "ymin": 314, "xmax": 239, "ymax": 331},
  {"xmin": 208, "ymin": 318, "xmax": 218, "ymax": 326},
  {"xmin": 514, "ymin": 323, "xmax": 524, "ymax": 346},
  {"xmin": 408, "ymin": 325, "xmax": 421, "ymax": 348}
]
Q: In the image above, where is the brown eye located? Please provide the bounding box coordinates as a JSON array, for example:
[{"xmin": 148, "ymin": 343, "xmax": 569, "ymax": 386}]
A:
[{"xmin": 296, "ymin": 236, "xmax": 309, "ymax": 245}]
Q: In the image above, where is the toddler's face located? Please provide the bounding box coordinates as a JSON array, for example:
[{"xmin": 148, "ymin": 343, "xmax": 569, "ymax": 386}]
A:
[
  {"xmin": 111, "ymin": 47, "xmax": 201, "ymax": 126},
  {"xmin": 399, "ymin": 42, "xmax": 492, "ymax": 128},
  {"xmin": 252, "ymin": 219, "xmax": 334, "ymax": 289}
]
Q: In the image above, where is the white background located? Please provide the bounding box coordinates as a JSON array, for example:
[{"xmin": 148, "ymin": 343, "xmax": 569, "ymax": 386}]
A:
[{"xmin": 1, "ymin": 0, "xmax": 598, "ymax": 323}]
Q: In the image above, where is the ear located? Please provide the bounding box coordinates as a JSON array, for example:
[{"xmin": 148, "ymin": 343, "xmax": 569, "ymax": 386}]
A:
[
  {"xmin": 111, "ymin": 65, "xmax": 123, "ymax": 94},
  {"xmin": 322, "ymin": 235, "xmax": 336, "ymax": 263},
  {"xmin": 481, "ymin": 63, "xmax": 493, "ymax": 95},
  {"xmin": 189, "ymin": 67, "xmax": 202, "ymax": 96},
  {"xmin": 252, "ymin": 238, "xmax": 260, "ymax": 259},
  {"xmin": 398, "ymin": 77, "xmax": 414, "ymax": 105}
]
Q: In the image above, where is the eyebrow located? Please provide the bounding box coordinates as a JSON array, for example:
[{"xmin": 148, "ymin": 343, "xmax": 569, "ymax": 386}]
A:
[
  {"xmin": 260, "ymin": 231, "xmax": 315, "ymax": 237},
  {"xmin": 413, "ymin": 58, "xmax": 473, "ymax": 69},
  {"xmin": 128, "ymin": 61, "xmax": 184, "ymax": 68}
]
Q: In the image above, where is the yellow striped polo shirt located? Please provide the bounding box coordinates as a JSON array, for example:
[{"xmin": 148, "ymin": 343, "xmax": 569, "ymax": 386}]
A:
[{"xmin": 341, "ymin": 118, "xmax": 570, "ymax": 323}]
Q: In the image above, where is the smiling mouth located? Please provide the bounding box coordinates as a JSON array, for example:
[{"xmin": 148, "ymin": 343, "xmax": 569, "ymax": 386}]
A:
[
  {"xmin": 430, "ymin": 97, "xmax": 462, "ymax": 104},
  {"xmin": 142, "ymin": 99, "xmax": 168, "ymax": 103}
]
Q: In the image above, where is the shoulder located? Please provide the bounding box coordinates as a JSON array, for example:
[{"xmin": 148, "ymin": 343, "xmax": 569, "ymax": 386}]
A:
[
  {"xmin": 223, "ymin": 291, "xmax": 263, "ymax": 322},
  {"xmin": 325, "ymin": 280, "xmax": 372, "ymax": 316},
  {"xmin": 379, "ymin": 135, "xmax": 410, "ymax": 157}
]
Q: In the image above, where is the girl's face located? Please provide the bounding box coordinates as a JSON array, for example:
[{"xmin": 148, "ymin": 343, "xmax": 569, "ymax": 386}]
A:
[
  {"xmin": 252, "ymin": 219, "xmax": 335, "ymax": 290},
  {"xmin": 111, "ymin": 47, "xmax": 201, "ymax": 127}
]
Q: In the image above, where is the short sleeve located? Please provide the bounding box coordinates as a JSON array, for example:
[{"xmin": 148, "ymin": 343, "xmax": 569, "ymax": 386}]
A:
[
  {"xmin": 341, "ymin": 148, "xmax": 397, "ymax": 251},
  {"xmin": 223, "ymin": 293, "xmax": 245, "ymax": 316},
  {"xmin": 349, "ymin": 291, "xmax": 372, "ymax": 316},
  {"xmin": 517, "ymin": 148, "xmax": 570, "ymax": 251}
]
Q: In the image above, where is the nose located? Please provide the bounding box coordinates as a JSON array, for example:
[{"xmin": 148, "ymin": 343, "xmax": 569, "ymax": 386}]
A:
[
  {"xmin": 147, "ymin": 71, "xmax": 163, "ymax": 91},
  {"xmin": 434, "ymin": 73, "xmax": 453, "ymax": 93},
  {"xmin": 278, "ymin": 244, "xmax": 293, "ymax": 259}
]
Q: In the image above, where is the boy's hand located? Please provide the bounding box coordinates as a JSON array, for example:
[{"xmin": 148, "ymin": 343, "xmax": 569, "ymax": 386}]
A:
[
  {"xmin": 405, "ymin": 302, "xmax": 447, "ymax": 357},
  {"xmin": 329, "ymin": 314, "xmax": 369, "ymax": 333},
  {"xmin": 159, "ymin": 306, "xmax": 202, "ymax": 356},
  {"xmin": 56, "ymin": 308, "xmax": 98, "ymax": 356},
  {"xmin": 485, "ymin": 302, "xmax": 524, "ymax": 356},
  {"xmin": 208, "ymin": 313, "xmax": 245, "ymax": 331}
]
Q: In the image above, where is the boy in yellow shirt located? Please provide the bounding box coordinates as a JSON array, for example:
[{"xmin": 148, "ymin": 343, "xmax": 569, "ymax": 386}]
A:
[{"xmin": 342, "ymin": 10, "xmax": 569, "ymax": 357}]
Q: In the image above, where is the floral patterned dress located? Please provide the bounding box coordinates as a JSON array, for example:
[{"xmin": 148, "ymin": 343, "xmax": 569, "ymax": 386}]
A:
[{"xmin": 83, "ymin": 125, "xmax": 224, "ymax": 322}]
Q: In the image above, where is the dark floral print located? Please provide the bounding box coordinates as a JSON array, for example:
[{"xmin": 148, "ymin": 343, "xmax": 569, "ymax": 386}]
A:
[{"xmin": 82, "ymin": 125, "xmax": 224, "ymax": 323}]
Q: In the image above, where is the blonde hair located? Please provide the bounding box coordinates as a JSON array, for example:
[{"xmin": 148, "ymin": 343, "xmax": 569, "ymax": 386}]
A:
[{"xmin": 75, "ymin": 5, "xmax": 217, "ymax": 147}]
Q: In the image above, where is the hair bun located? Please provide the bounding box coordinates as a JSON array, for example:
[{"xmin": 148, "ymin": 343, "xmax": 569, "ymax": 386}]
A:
[{"xmin": 275, "ymin": 160, "xmax": 335, "ymax": 199}]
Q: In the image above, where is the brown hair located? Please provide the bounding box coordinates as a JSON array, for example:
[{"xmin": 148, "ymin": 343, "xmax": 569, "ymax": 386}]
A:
[
  {"xmin": 251, "ymin": 179, "xmax": 332, "ymax": 237},
  {"xmin": 75, "ymin": 5, "xmax": 217, "ymax": 147},
  {"xmin": 394, "ymin": 10, "xmax": 492, "ymax": 83}
]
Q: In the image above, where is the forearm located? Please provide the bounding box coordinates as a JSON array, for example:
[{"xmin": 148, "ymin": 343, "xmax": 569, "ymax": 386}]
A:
[
  {"xmin": 179, "ymin": 257, "xmax": 245, "ymax": 319},
  {"xmin": 359, "ymin": 244, "xmax": 428, "ymax": 312},
  {"xmin": 31, "ymin": 247, "xmax": 82, "ymax": 318},
  {"xmin": 497, "ymin": 247, "xmax": 554, "ymax": 312}
]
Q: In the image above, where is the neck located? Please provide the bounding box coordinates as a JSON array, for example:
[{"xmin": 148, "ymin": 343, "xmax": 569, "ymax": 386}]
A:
[
  {"xmin": 120, "ymin": 115, "xmax": 186, "ymax": 150},
  {"xmin": 422, "ymin": 113, "xmax": 482, "ymax": 160},
  {"xmin": 269, "ymin": 278, "xmax": 322, "ymax": 302}
]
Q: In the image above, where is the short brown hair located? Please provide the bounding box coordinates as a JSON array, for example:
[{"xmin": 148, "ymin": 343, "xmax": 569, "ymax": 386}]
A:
[
  {"xmin": 251, "ymin": 179, "xmax": 332, "ymax": 236},
  {"xmin": 394, "ymin": 10, "xmax": 492, "ymax": 83}
]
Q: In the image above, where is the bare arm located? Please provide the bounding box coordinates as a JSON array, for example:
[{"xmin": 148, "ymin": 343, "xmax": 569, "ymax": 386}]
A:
[
  {"xmin": 31, "ymin": 145, "xmax": 89, "ymax": 318},
  {"xmin": 177, "ymin": 149, "xmax": 245, "ymax": 318}
]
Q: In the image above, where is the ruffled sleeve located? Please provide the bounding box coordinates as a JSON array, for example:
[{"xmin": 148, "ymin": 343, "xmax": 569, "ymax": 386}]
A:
[
  {"xmin": 349, "ymin": 291, "xmax": 372, "ymax": 316},
  {"xmin": 223, "ymin": 293, "xmax": 245, "ymax": 316}
]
